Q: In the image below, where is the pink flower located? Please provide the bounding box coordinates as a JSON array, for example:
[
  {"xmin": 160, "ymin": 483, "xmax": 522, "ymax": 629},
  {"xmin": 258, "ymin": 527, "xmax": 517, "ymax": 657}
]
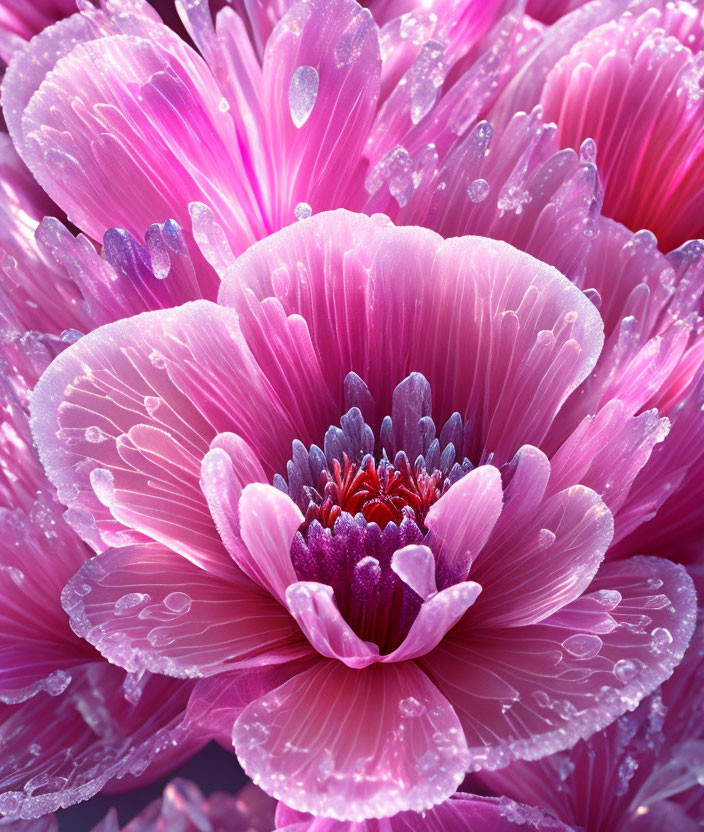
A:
[
  {"xmin": 31, "ymin": 211, "xmax": 696, "ymax": 820},
  {"xmin": 491, "ymin": 1, "xmax": 704, "ymax": 251},
  {"xmin": 477, "ymin": 621, "xmax": 704, "ymax": 831},
  {"xmin": 0, "ymin": 335, "xmax": 201, "ymax": 820}
]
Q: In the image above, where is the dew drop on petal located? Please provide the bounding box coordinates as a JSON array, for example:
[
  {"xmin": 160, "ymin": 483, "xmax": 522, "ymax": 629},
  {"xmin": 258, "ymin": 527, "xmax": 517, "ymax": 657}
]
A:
[
  {"xmin": 613, "ymin": 658, "xmax": 639, "ymax": 684},
  {"xmin": 60, "ymin": 328, "xmax": 84, "ymax": 344},
  {"xmin": 467, "ymin": 178, "xmax": 490, "ymax": 203},
  {"xmin": 85, "ymin": 426, "xmax": 107, "ymax": 443},
  {"xmin": 114, "ymin": 592, "xmax": 150, "ymax": 617},
  {"xmin": 650, "ymin": 627, "xmax": 673, "ymax": 654},
  {"xmin": 163, "ymin": 591, "xmax": 192, "ymax": 615},
  {"xmin": 289, "ymin": 66, "xmax": 319, "ymax": 128},
  {"xmin": 294, "ymin": 202, "xmax": 312, "ymax": 221},
  {"xmin": 561, "ymin": 633, "xmax": 603, "ymax": 659},
  {"xmin": 399, "ymin": 696, "xmax": 425, "ymax": 717}
]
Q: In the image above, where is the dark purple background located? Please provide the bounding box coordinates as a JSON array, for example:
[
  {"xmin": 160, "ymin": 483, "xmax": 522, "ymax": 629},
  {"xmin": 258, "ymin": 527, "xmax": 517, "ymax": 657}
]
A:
[{"xmin": 56, "ymin": 744, "xmax": 250, "ymax": 830}]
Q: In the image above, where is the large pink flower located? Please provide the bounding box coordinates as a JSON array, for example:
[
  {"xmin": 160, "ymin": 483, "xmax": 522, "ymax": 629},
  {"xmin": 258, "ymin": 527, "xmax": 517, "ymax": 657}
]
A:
[
  {"xmin": 477, "ymin": 621, "xmax": 704, "ymax": 831},
  {"xmin": 0, "ymin": 336, "xmax": 202, "ymax": 820},
  {"xmin": 31, "ymin": 212, "xmax": 696, "ymax": 820}
]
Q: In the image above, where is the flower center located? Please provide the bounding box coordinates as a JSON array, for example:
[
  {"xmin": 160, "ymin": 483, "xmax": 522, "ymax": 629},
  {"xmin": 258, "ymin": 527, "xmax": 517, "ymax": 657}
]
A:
[
  {"xmin": 304, "ymin": 452, "xmax": 444, "ymax": 532},
  {"xmin": 278, "ymin": 372, "xmax": 472, "ymax": 653}
]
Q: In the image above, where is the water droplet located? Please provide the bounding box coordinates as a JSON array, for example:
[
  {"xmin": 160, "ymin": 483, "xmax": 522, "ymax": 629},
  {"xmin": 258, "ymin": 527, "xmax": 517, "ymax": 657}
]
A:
[
  {"xmin": 148, "ymin": 631, "xmax": 175, "ymax": 647},
  {"xmin": 114, "ymin": 592, "xmax": 150, "ymax": 617},
  {"xmin": 289, "ymin": 65, "xmax": 319, "ymax": 128},
  {"xmin": 217, "ymin": 97, "xmax": 230, "ymax": 112},
  {"xmin": 399, "ymin": 696, "xmax": 425, "ymax": 717},
  {"xmin": 45, "ymin": 669, "xmax": 71, "ymax": 696},
  {"xmin": 148, "ymin": 350, "xmax": 166, "ymax": 369},
  {"xmin": 61, "ymin": 329, "xmax": 84, "ymax": 344},
  {"xmin": 163, "ymin": 592, "xmax": 191, "ymax": 615},
  {"xmin": 74, "ymin": 583, "xmax": 92, "ymax": 597},
  {"xmin": 613, "ymin": 658, "xmax": 639, "ymax": 684},
  {"xmin": 294, "ymin": 202, "xmax": 312, "ymax": 221},
  {"xmin": 562, "ymin": 633, "xmax": 603, "ymax": 659},
  {"xmin": 144, "ymin": 396, "xmax": 161, "ymax": 415},
  {"xmin": 85, "ymin": 426, "xmax": 107, "ymax": 443},
  {"xmin": 650, "ymin": 627, "xmax": 673, "ymax": 654},
  {"xmin": 467, "ymin": 178, "xmax": 490, "ymax": 203}
]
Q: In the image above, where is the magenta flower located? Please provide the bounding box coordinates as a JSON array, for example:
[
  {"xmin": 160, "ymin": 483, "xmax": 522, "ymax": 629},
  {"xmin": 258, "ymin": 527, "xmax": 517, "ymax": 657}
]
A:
[
  {"xmin": 0, "ymin": 336, "xmax": 201, "ymax": 819},
  {"xmin": 492, "ymin": 1, "xmax": 704, "ymax": 251},
  {"xmin": 478, "ymin": 621, "xmax": 704, "ymax": 831},
  {"xmin": 29, "ymin": 211, "xmax": 696, "ymax": 820}
]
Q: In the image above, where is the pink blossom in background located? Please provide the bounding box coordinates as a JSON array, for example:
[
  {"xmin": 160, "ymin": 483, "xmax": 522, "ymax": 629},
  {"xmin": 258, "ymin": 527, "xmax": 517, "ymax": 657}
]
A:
[
  {"xmin": 491, "ymin": 1, "xmax": 704, "ymax": 251},
  {"xmin": 0, "ymin": 335, "xmax": 203, "ymax": 819},
  {"xmin": 30, "ymin": 211, "xmax": 696, "ymax": 820},
  {"xmin": 477, "ymin": 621, "xmax": 704, "ymax": 831}
]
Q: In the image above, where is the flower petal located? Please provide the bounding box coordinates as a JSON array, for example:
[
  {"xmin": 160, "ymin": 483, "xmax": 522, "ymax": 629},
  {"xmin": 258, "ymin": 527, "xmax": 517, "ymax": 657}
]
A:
[
  {"xmin": 62, "ymin": 542, "xmax": 306, "ymax": 677},
  {"xmin": 233, "ymin": 659, "xmax": 469, "ymax": 819},
  {"xmin": 285, "ymin": 581, "xmax": 378, "ymax": 668},
  {"xmin": 262, "ymin": 0, "xmax": 380, "ymax": 223},
  {"xmin": 238, "ymin": 484, "xmax": 303, "ymax": 604},
  {"xmin": 0, "ymin": 663, "xmax": 199, "ymax": 819},
  {"xmin": 418, "ymin": 556, "xmax": 696, "ymax": 770},
  {"xmin": 3, "ymin": 7, "xmax": 262, "ymax": 248},
  {"xmin": 466, "ymin": 471, "xmax": 614, "ymax": 628},
  {"xmin": 30, "ymin": 301, "xmax": 313, "ymax": 564},
  {"xmin": 539, "ymin": 6, "xmax": 704, "ymax": 248},
  {"xmin": 275, "ymin": 793, "xmax": 573, "ymax": 831},
  {"xmin": 219, "ymin": 210, "xmax": 604, "ymax": 465},
  {"xmin": 425, "ymin": 465, "xmax": 503, "ymax": 586}
]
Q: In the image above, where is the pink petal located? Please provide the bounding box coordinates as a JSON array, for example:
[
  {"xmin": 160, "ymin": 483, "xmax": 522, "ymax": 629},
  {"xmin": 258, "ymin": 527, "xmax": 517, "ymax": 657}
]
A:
[
  {"xmin": 185, "ymin": 659, "xmax": 316, "ymax": 746},
  {"xmin": 233, "ymin": 659, "xmax": 469, "ymax": 819},
  {"xmin": 262, "ymin": 0, "xmax": 380, "ymax": 224},
  {"xmin": 275, "ymin": 793, "xmax": 573, "ymax": 831},
  {"xmin": 424, "ymin": 465, "xmax": 503, "ymax": 585},
  {"xmin": 200, "ymin": 433, "xmax": 267, "ymax": 558},
  {"xmin": 549, "ymin": 400, "xmax": 669, "ymax": 519},
  {"xmin": 478, "ymin": 623, "xmax": 704, "ymax": 831},
  {"xmin": 390, "ymin": 544, "xmax": 437, "ymax": 599},
  {"xmin": 382, "ymin": 581, "xmax": 482, "ymax": 662},
  {"xmin": 0, "ymin": 664, "xmax": 199, "ymax": 819},
  {"xmin": 285, "ymin": 581, "xmax": 379, "ymax": 668},
  {"xmin": 0, "ymin": 135, "xmax": 86, "ymax": 336},
  {"xmin": 539, "ymin": 6, "xmax": 704, "ymax": 249},
  {"xmin": 219, "ymin": 210, "xmax": 603, "ymax": 465},
  {"xmin": 0, "ymin": 496, "xmax": 90, "ymax": 703},
  {"xmin": 466, "ymin": 477, "xmax": 613, "ymax": 628},
  {"xmin": 30, "ymin": 301, "xmax": 307, "ymax": 563},
  {"xmin": 418, "ymin": 556, "xmax": 696, "ymax": 771},
  {"xmin": 238, "ymin": 483, "xmax": 303, "ymax": 604},
  {"xmin": 2, "ymin": 5, "xmax": 262, "ymax": 249},
  {"xmin": 393, "ymin": 107, "xmax": 601, "ymax": 283},
  {"xmin": 62, "ymin": 542, "xmax": 307, "ymax": 677}
]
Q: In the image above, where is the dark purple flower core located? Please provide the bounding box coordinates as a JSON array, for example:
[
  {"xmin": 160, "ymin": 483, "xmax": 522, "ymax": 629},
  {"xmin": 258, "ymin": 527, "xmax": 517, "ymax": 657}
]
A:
[{"xmin": 278, "ymin": 372, "xmax": 473, "ymax": 653}]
